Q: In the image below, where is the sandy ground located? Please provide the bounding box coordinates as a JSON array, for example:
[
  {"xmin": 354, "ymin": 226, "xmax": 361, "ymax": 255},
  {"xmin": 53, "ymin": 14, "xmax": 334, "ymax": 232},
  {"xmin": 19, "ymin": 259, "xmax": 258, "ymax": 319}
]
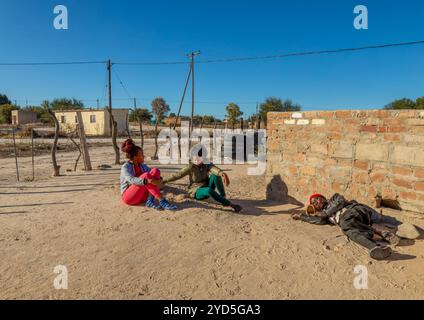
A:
[{"xmin": 1, "ymin": 142, "xmax": 424, "ymax": 300}]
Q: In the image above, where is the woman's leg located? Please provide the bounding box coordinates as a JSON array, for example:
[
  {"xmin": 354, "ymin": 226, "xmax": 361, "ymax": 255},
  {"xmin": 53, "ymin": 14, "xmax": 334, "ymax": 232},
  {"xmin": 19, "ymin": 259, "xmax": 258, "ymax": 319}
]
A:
[
  {"xmin": 145, "ymin": 184, "xmax": 162, "ymax": 199},
  {"xmin": 208, "ymin": 174, "xmax": 226, "ymax": 197},
  {"xmin": 122, "ymin": 185, "xmax": 150, "ymax": 206},
  {"xmin": 195, "ymin": 187, "xmax": 231, "ymax": 206}
]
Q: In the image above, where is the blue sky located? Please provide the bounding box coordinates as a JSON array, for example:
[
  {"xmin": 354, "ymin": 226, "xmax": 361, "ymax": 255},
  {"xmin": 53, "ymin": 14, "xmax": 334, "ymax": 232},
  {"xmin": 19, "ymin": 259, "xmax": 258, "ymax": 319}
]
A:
[{"xmin": 1, "ymin": 0, "xmax": 423, "ymax": 118}]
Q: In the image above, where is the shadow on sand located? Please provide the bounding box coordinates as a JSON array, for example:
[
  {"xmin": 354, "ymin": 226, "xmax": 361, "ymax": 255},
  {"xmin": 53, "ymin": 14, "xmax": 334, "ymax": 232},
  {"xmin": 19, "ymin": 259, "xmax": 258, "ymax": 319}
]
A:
[{"xmin": 162, "ymin": 174, "xmax": 304, "ymax": 216}]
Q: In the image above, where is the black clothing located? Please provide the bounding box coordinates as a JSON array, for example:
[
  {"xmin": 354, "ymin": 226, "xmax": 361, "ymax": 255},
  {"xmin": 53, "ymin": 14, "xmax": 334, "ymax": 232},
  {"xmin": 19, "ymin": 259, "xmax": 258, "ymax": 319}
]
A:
[{"xmin": 300, "ymin": 193, "xmax": 378, "ymax": 250}]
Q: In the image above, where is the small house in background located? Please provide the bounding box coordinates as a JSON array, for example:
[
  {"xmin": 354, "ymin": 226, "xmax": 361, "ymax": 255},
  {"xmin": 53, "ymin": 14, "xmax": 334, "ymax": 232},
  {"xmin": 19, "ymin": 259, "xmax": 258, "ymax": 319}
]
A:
[
  {"xmin": 54, "ymin": 109, "xmax": 129, "ymax": 136},
  {"xmin": 11, "ymin": 110, "xmax": 38, "ymax": 125}
]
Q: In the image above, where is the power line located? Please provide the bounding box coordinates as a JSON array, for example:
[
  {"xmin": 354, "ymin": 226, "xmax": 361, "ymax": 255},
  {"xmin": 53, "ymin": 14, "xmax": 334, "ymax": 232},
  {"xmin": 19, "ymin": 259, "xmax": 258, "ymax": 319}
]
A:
[
  {"xmin": 1, "ymin": 40, "xmax": 423, "ymax": 67},
  {"xmin": 114, "ymin": 40, "xmax": 424, "ymax": 66},
  {"xmin": 0, "ymin": 60, "xmax": 107, "ymax": 66},
  {"xmin": 112, "ymin": 68, "xmax": 133, "ymax": 99}
]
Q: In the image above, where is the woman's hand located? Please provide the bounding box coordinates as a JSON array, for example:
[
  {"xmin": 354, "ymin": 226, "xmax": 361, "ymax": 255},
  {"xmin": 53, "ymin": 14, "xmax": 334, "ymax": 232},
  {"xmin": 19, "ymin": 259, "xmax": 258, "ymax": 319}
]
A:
[
  {"xmin": 221, "ymin": 172, "xmax": 230, "ymax": 187},
  {"xmin": 291, "ymin": 212, "xmax": 302, "ymax": 220},
  {"xmin": 150, "ymin": 178, "xmax": 163, "ymax": 186}
]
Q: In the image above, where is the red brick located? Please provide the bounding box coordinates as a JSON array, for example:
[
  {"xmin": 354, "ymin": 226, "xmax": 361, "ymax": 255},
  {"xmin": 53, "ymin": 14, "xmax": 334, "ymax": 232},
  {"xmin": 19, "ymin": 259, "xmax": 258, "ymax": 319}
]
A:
[
  {"xmin": 318, "ymin": 111, "xmax": 335, "ymax": 119},
  {"xmin": 384, "ymin": 134, "xmax": 401, "ymax": 142},
  {"xmin": 415, "ymin": 182, "xmax": 424, "ymax": 192},
  {"xmin": 391, "ymin": 166, "xmax": 412, "ymax": 176},
  {"xmin": 399, "ymin": 192, "xmax": 416, "ymax": 201},
  {"xmin": 415, "ymin": 168, "xmax": 424, "ymax": 179},
  {"xmin": 383, "ymin": 118, "xmax": 404, "ymax": 126},
  {"xmin": 345, "ymin": 119, "xmax": 361, "ymax": 125},
  {"xmin": 354, "ymin": 160, "xmax": 369, "ymax": 171},
  {"xmin": 381, "ymin": 188, "xmax": 397, "ymax": 199},
  {"xmin": 335, "ymin": 111, "xmax": 352, "ymax": 119},
  {"xmin": 370, "ymin": 172, "xmax": 386, "ymax": 183},
  {"xmin": 370, "ymin": 110, "xmax": 390, "ymax": 118},
  {"xmin": 388, "ymin": 126, "xmax": 406, "ymax": 133},
  {"xmin": 361, "ymin": 125, "xmax": 377, "ymax": 133},
  {"xmin": 301, "ymin": 166, "xmax": 316, "ymax": 176},
  {"xmin": 332, "ymin": 182, "xmax": 346, "ymax": 192},
  {"xmin": 327, "ymin": 133, "xmax": 342, "ymax": 140},
  {"xmin": 353, "ymin": 172, "xmax": 369, "ymax": 184},
  {"xmin": 377, "ymin": 126, "xmax": 387, "ymax": 133},
  {"xmin": 288, "ymin": 166, "xmax": 298, "ymax": 176},
  {"xmin": 392, "ymin": 178, "xmax": 413, "ymax": 189}
]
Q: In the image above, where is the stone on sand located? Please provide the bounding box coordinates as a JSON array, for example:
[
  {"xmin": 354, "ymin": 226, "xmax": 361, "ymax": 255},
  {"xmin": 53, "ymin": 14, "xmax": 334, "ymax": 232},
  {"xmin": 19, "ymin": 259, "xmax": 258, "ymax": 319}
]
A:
[{"xmin": 396, "ymin": 223, "xmax": 420, "ymax": 240}]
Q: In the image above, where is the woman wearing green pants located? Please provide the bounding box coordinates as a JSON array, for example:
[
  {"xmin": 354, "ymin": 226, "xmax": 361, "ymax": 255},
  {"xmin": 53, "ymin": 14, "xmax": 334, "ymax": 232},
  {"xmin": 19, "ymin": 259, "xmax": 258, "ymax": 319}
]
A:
[{"xmin": 162, "ymin": 154, "xmax": 242, "ymax": 213}]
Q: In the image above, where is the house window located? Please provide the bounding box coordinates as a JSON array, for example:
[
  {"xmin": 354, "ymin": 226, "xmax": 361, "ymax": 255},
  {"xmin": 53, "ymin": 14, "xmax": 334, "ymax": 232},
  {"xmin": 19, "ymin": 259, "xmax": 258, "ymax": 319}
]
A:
[
  {"xmin": 61, "ymin": 116, "xmax": 66, "ymax": 124},
  {"xmin": 90, "ymin": 115, "xmax": 96, "ymax": 123}
]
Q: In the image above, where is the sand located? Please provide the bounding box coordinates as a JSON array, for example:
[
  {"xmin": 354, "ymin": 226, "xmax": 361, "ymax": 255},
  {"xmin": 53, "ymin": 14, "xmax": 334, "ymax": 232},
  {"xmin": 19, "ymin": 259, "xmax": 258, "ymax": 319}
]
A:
[{"xmin": 1, "ymin": 142, "xmax": 424, "ymax": 300}]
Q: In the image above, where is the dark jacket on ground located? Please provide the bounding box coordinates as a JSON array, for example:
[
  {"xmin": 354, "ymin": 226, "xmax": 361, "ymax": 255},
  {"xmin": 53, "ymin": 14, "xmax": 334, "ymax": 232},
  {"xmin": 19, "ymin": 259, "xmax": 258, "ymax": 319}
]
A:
[{"xmin": 300, "ymin": 193, "xmax": 378, "ymax": 250}]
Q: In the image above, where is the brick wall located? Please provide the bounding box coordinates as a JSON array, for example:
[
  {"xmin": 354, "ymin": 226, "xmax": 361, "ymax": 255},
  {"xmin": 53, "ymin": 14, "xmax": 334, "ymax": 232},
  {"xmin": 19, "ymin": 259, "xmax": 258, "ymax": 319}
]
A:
[{"xmin": 266, "ymin": 110, "xmax": 424, "ymax": 213}]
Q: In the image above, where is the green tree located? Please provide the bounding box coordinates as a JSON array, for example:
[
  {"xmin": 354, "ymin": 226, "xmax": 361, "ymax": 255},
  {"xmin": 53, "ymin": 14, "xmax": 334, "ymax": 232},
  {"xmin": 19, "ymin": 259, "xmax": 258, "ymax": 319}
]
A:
[
  {"xmin": 202, "ymin": 115, "xmax": 222, "ymax": 124},
  {"xmin": 0, "ymin": 104, "xmax": 20, "ymax": 124},
  {"xmin": 0, "ymin": 93, "xmax": 12, "ymax": 105},
  {"xmin": 384, "ymin": 98, "xmax": 416, "ymax": 110},
  {"xmin": 50, "ymin": 98, "xmax": 84, "ymax": 111},
  {"xmin": 259, "ymin": 97, "xmax": 301, "ymax": 126},
  {"xmin": 415, "ymin": 97, "xmax": 424, "ymax": 109},
  {"xmin": 225, "ymin": 103, "xmax": 243, "ymax": 129},
  {"xmin": 129, "ymin": 108, "xmax": 152, "ymax": 123},
  {"xmin": 151, "ymin": 97, "xmax": 170, "ymax": 159}
]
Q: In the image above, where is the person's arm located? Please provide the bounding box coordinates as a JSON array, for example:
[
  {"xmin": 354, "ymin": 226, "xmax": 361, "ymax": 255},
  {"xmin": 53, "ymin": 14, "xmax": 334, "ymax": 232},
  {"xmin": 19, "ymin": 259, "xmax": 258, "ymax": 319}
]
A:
[
  {"xmin": 163, "ymin": 166, "xmax": 191, "ymax": 184},
  {"xmin": 121, "ymin": 164, "xmax": 147, "ymax": 186},
  {"xmin": 299, "ymin": 214, "xmax": 329, "ymax": 225},
  {"xmin": 321, "ymin": 193, "xmax": 348, "ymax": 218},
  {"xmin": 292, "ymin": 212, "xmax": 329, "ymax": 225},
  {"xmin": 207, "ymin": 163, "xmax": 223, "ymax": 176},
  {"xmin": 208, "ymin": 163, "xmax": 230, "ymax": 186}
]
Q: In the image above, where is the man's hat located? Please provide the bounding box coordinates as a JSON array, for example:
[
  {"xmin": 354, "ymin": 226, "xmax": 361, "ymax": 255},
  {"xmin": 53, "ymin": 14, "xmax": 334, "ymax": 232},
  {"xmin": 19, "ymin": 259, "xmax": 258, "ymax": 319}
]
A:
[{"xmin": 309, "ymin": 193, "xmax": 325, "ymax": 204}]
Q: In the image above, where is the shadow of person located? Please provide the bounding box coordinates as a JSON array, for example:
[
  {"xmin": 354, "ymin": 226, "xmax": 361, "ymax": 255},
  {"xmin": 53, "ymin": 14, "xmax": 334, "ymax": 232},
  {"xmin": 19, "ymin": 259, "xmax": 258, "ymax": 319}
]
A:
[{"xmin": 266, "ymin": 175, "xmax": 304, "ymax": 208}]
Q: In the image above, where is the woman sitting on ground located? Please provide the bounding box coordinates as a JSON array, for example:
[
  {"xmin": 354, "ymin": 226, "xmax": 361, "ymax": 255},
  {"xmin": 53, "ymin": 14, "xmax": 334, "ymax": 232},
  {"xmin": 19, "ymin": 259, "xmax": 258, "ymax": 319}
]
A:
[
  {"xmin": 162, "ymin": 148, "xmax": 242, "ymax": 213},
  {"xmin": 120, "ymin": 139, "xmax": 177, "ymax": 211}
]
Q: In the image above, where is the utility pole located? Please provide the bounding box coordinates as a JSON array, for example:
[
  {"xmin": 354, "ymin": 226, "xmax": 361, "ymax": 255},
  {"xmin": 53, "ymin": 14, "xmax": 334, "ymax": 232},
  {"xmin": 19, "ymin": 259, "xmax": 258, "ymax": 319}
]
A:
[
  {"xmin": 107, "ymin": 60, "xmax": 113, "ymax": 137},
  {"xmin": 256, "ymin": 102, "xmax": 260, "ymax": 130},
  {"xmin": 97, "ymin": 99, "xmax": 100, "ymax": 110},
  {"xmin": 187, "ymin": 51, "xmax": 200, "ymax": 133}
]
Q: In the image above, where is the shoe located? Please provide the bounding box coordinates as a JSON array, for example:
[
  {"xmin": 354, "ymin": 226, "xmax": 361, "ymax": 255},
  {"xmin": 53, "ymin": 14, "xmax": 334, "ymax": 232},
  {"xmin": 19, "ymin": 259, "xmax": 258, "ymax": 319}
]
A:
[
  {"xmin": 381, "ymin": 231, "xmax": 401, "ymax": 246},
  {"xmin": 159, "ymin": 199, "xmax": 178, "ymax": 211},
  {"xmin": 230, "ymin": 204, "xmax": 242, "ymax": 213},
  {"xmin": 369, "ymin": 245, "xmax": 392, "ymax": 260},
  {"xmin": 145, "ymin": 196, "xmax": 162, "ymax": 210}
]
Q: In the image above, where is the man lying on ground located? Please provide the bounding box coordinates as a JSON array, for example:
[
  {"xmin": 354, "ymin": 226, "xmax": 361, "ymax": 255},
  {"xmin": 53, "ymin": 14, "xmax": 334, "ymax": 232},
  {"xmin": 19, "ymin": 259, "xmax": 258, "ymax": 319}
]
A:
[
  {"xmin": 162, "ymin": 149, "xmax": 242, "ymax": 213},
  {"xmin": 291, "ymin": 193, "xmax": 404, "ymax": 260}
]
